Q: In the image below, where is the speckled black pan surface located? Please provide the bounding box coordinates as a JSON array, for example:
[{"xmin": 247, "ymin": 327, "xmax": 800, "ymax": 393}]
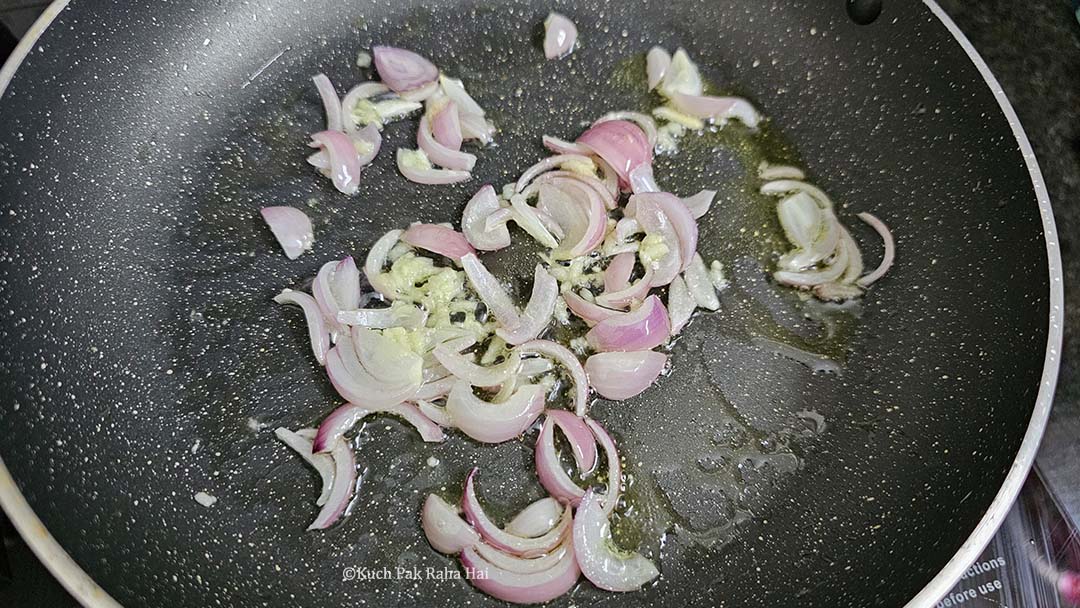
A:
[{"xmin": 0, "ymin": 0, "xmax": 1051, "ymax": 606}]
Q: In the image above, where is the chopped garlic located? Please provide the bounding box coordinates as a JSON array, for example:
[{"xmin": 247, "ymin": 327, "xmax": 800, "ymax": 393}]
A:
[
  {"xmin": 569, "ymin": 337, "xmax": 590, "ymax": 356},
  {"xmin": 653, "ymin": 106, "xmax": 704, "ymax": 130},
  {"xmin": 658, "ymin": 48, "xmax": 703, "ymax": 98},
  {"xmin": 638, "ymin": 234, "xmax": 670, "ymax": 268},
  {"xmin": 709, "ymin": 260, "xmax": 730, "ymax": 290},
  {"xmin": 356, "ymin": 51, "xmax": 372, "ymax": 68},
  {"xmin": 194, "ymin": 492, "xmax": 217, "ymax": 507}
]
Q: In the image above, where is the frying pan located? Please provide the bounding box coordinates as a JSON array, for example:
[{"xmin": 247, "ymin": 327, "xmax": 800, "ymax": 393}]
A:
[{"xmin": 0, "ymin": 0, "xmax": 1063, "ymax": 606}]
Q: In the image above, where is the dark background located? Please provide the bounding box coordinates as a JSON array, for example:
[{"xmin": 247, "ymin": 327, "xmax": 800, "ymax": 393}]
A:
[{"xmin": 0, "ymin": 0, "xmax": 1077, "ymax": 606}]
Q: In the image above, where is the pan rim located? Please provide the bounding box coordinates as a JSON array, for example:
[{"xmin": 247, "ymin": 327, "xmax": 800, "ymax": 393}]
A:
[{"xmin": 0, "ymin": 1, "xmax": 1062, "ymax": 607}]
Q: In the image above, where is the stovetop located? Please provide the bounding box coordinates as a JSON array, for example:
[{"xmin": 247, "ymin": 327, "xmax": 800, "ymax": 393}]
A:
[{"xmin": 0, "ymin": 1, "xmax": 1078, "ymax": 606}]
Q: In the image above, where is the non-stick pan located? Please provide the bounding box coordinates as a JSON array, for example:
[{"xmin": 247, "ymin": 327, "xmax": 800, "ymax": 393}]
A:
[{"xmin": 0, "ymin": 0, "xmax": 1063, "ymax": 606}]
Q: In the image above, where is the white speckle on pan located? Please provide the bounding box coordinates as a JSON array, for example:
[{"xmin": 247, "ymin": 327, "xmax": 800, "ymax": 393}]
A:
[{"xmin": 194, "ymin": 492, "xmax": 217, "ymax": 507}]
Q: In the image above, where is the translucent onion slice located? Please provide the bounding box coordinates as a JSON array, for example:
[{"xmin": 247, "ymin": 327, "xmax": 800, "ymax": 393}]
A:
[
  {"xmin": 541, "ymin": 135, "xmax": 591, "ymax": 156},
  {"xmin": 462, "ymin": 185, "xmax": 511, "ymax": 251},
  {"xmin": 683, "ymin": 253, "xmax": 720, "ymax": 311},
  {"xmin": 341, "ymin": 82, "xmax": 390, "ymax": 134},
  {"xmin": 630, "ymin": 195, "xmax": 683, "ymax": 286},
  {"xmin": 460, "ymin": 539, "xmax": 580, "ymax": 604},
  {"xmin": 417, "ymin": 115, "xmax": 477, "ymax": 171},
  {"xmin": 593, "ymin": 111, "xmax": 657, "ymax": 147},
  {"xmin": 515, "ymin": 339, "xmax": 590, "ymax": 416},
  {"xmin": 307, "ymin": 439, "xmax": 356, "ymax": 530},
  {"xmin": 505, "ymin": 498, "xmax": 564, "ymax": 538},
  {"xmin": 372, "ymin": 46, "xmax": 438, "ymax": 93},
  {"xmin": 462, "ymin": 468, "xmax": 571, "ymax": 557},
  {"xmin": 363, "ymin": 229, "xmax": 404, "ymax": 300},
  {"xmin": 474, "ymin": 540, "xmax": 569, "ymax": 575},
  {"xmin": 439, "ymin": 74, "xmax": 486, "ymax": 118},
  {"xmin": 681, "ymin": 189, "xmax": 716, "ymax": 219},
  {"xmin": 401, "ymin": 223, "xmax": 475, "ymax": 261},
  {"xmin": 628, "ymin": 164, "xmax": 661, "ymax": 194},
  {"xmin": 546, "ymin": 409, "xmax": 598, "ymax": 473},
  {"xmin": 634, "ymin": 192, "xmax": 698, "ymax": 273},
  {"xmin": 595, "ymin": 267, "xmax": 653, "ymax": 310},
  {"xmin": 509, "ymin": 194, "xmax": 561, "ymax": 249},
  {"xmin": 422, "ymin": 494, "xmax": 480, "ymax": 555},
  {"xmin": 273, "ymin": 290, "xmax": 330, "ymax": 365},
  {"xmin": 433, "ymin": 344, "xmax": 522, "ymax": 387},
  {"xmin": 536, "ymin": 183, "xmax": 606, "ymax": 259},
  {"xmin": 543, "ymin": 12, "xmax": 578, "ymax": 59},
  {"xmin": 584, "ymin": 351, "xmax": 667, "ymax": 401},
  {"xmin": 396, "ymin": 148, "xmax": 471, "ymax": 185},
  {"xmin": 324, "ymin": 345, "xmax": 421, "ymax": 411},
  {"xmin": 646, "ymin": 46, "xmax": 672, "ymax": 90},
  {"xmin": 604, "ymin": 252, "xmax": 636, "ymax": 293},
  {"xmin": 515, "ymin": 154, "xmax": 595, "ymax": 194},
  {"xmin": 446, "ymin": 381, "xmax": 545, "ymax": 443},
  {"xmin": 856, "ymin": 212, "xmax": 894, "ymax": 287},
  {"xmin": 575, "ymin": 120, "xmax": 652, "ymax": 187},
  {"xmin": 668, "ymin": 92, "xmax": 761, "ymax": 128},
  {"xmin": 585, "ymin": 295, "xmax": 671, "ymax": 352},
  {"xmin": 430, "ymin": 100, "xmax": 464, "ymax": 151},
  {"xmin": 572, "ymin": 489, "xmax": 659, "ymax": 591},
  {"xmin": 562, "ymin": 291, "xmax": 622, "ymax": 327},
  {"xmin": 461, "ymin": 253, "xmax": 521, "ymax": 330},
  {"xmin": 274, "ymin": 427, "xmax": 335, "ymax": 507},
  {"xmin": 496, "ymin": 266, "xmax": 559, "ymax": 345},
  {"xmin": 666, "ymin": 275, "xmax": 695, "ymax": 336},
  {"xmin": 261, "ymin": 206, "xmax": 314, "ymax": 259},
  {"xmin": 312, "ymin": 73, "xmax": 343, "ymax": 132},
  {"xmin": 309, "ymin": 130, "xmax": 366, "ymax": 195}
]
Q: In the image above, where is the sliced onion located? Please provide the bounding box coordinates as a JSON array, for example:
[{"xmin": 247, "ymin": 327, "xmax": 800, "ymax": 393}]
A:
[
  {"xmin": 400, "ymin": 80, "xmax": 440, "ymax": 103},
  {"xmin": 336, "ymin": 304, "xmax": 427, "ymax": 330},
  {"xmin": 813, "ymin": 282, "xmax": 864, "ymax": 302},
  {"xmin": 586, "ymin": 418, "xmax": 622, "ymax": 515},
  {"xmin": 585, "ymin": 295, "xmax": 670, "ymax": 352},
  {"xmin": 307, "ymin": 439, "xmax": 356, "ymax": 530},
  {"xmin": 668, "ymin": 92, "xmax": 761, "ymax": 128},
  {"xmin": 351, "ymin": 123, "xmax": 383, "ymax": 167},
  {"xmin": 332, "ymin": 255, "xmax": 363, "ymax": 310},
  {"xmin": 430, "ymin": 100, "xmax": 464, "ymax": 151},
  {"xmin": 840, "ymin": 226, "xmax": 864, "ymax": 284},
  {"xmin": 563, "ymin": 291, "xmax": 622, "ymax": 327},
  {"xmin": 381, "ymin": 402, "xmax": 445, "ymax": 442},
  {"xmin": 462, "ymin": 468, "xmax": 571, "ymax": 557},
  {"xmin": 543, "ymin": 12, "xmax": 578, "ymax": 59},
  {"xmin": 401, "ymin": 223, "xmax": 475, "ymax": 261},
  {"xmin": 309, "ymin": 130, "xmax": 366, "ymax": 195},
  {"xmin": 546, "ymin": 409, "xmax": 598, "ymax": 473},
  {"xmin": 312, "ymin": 74, "xmax": 343, "ymax": 132},
  {"xmin": 418, "ymin": 115, "xmax": 477, "ymax": 171},
  {"xmin": 532, "ymin": 171, "xmax": 616, "ymax": 210},
  {"xmin": 364, "ymin": 229, "xmax": 403, "ymax": 300},
  {"xmin": 646, "ymin": 46, "xmax": 672, "ymax": 90},
  {"xmin": 542, "ymin": 135, "xmax": 590, "ymax": 156},
  {"xmin": 434, "ymin": 344, "xmax": 522, "ymax": 387},
  {"xmin": 683, "ymin": 253, "xmax": 720, "ymax": 311},
  {"xmin": 446, "ymin": 381, "xmax": 545, "ymax": 443},
  {"xmin": 474, "ymin": 540, "xmax": 569, "ymax": 575},
  {"xmin": 312, "ymin": 403, "xmax": 371, "ymax": 453},
  {"xmin": 537, "ymin": 183, "xmax": 607, "ymax": 259},
  {"xmin": 572, "ymin": 488, "xmax": 658, "ymax": 591},
  {"xmin": 351, "ymin": 327, "xmax": 423, "ymax": 388},
  {"xmin": 585, "ymin": 351, "xmax": 667, "ymax": 401},
  {"xmin": 372, "ymin": 46, "xmax": 438, "ymax": 93},
  {"xmin": 631, "ymin": 194, "xmax": 684, "ymax": 285},
  {"xmin": 462, "ymin": 185, "xmax": 511, "ymax": 251},
  {"xmin": 497, "ymin": 265, "xmax": 559, "ymax": 345},
  {"xmin": 594, "ymin": 111, "xmax": 657, "ymax": 147},
  {"xmin": 515, "ymin": 340, "xmax": 590, "ymax": 416},
  {"xmin": 461, "ymin": 253, "xmax": 521, "ymax": 330},
  {"xmin": 459, "ymin": 111, "xmax": 496, "ymax": 144},
  {"xmin": 274, "ymin": 427, "xmax": 335, "ymax": 506},
  {"xmin": 856, "ymin": 212, "xmax": 894, "ymax": 287},
  {"xmin": 505, "ymin": 498, "xmax": 564, "ymax": 538},
  {"xmin": 261, "ymin": 206, "xmax": 314, "ymax": 259},
  {"xmin": 341, "ymin": 82, "xmax": 390, "ymax": 134},
  {"xmin": 776, "ymin": 192, "xmax": 839, "ymax": 270},
  {"xmin": 274, "ymin": 290, "xmax": 330, "ymax": 365},
  {"xmin": 760, "ymin": 179, "xmax": 835, "ymax": 210},
  {"xmin": 439, "ymin": 74, "xmax": 485, "ymax": 118},
  {"xmin": 681, "ymin": 189, "xmax": 715, "ymax": 219},
  {"xmin": 415, "ymin": 375, "xmax": 456, "ymax": 401},
  {"xmin": 604, "ymin": 252, "xmax": 636, "ymax": 293},
  {"xmin": 628, "ymin": 164, "xmax": 660, "ymax": 194},
  {"xmin": 325, "ymin": 345, "xmax": 421, "ymax": 410},
  {"xmin": 423, "ymin": 494, "xmax": 480, "ymax": 555},
  {"xmin": 416, "ymin": 398, "xmax": 454, "ymax": 427},
  {"xmin": 313, "ymin": 259, "xmax": 347, "ymax": 338},
  {"xmin": 595, "ymin": 267, "xmax": 653, "ymax": 309},
  {"xmin": 773, "ymin": 235, "xmax": 850, "ymax": 288},
  {"xmin": 635, "ymin": 192, "xmax": 698, "ymax": 273},
  {"xmin": 666, "ymin": 275, "xmax": 695, "ymax": 335},
  {"xmin": 396, "ymin": 148, "xmax": 471, "ymax": 185},
  {"xmin": 509, "ymin": 194, "xmax": 561, "ymax": 248},
  {"xmin": 575, "ymin": 120, "xmax": 652, "ymax": 187},
  {"xmin": 460, "ymin": 540, "xmax": 580, "ymax": 604},
  {"xmin": 515, "ymin": 154, "xmax": 594, "ymax": 194}
]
